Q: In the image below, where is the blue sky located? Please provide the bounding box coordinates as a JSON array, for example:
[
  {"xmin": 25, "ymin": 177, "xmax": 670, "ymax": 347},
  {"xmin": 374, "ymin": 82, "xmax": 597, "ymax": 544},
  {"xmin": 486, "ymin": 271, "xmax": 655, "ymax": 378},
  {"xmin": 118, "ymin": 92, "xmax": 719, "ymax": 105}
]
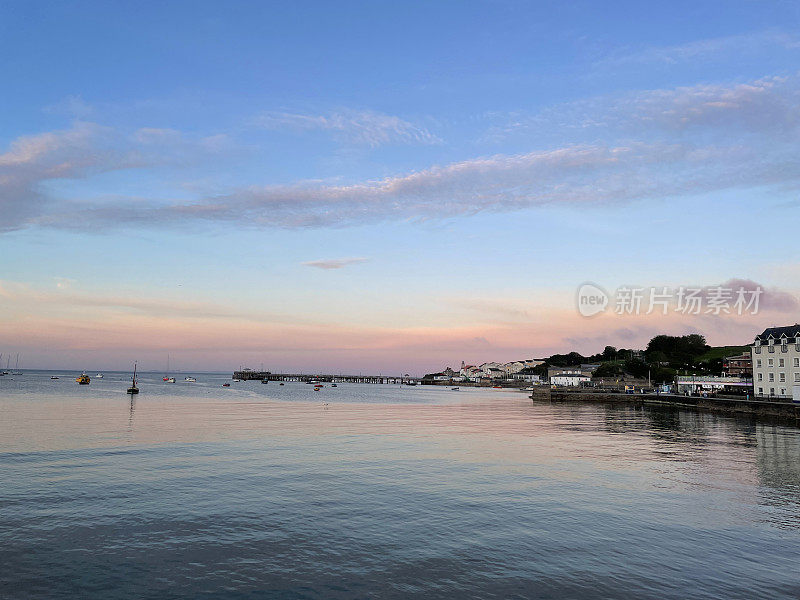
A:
[{"xmin": 1, "ymin": 1, "xmax": 799, "ymax": 372}]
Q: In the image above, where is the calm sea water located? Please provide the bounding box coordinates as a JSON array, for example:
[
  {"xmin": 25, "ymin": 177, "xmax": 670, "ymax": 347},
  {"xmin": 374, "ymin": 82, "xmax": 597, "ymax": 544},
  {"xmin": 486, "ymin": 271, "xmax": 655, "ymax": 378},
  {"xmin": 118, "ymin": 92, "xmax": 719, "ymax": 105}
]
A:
[{"xmin": 1, "ymin": 371, "xmax": 799, "ymax": 599}]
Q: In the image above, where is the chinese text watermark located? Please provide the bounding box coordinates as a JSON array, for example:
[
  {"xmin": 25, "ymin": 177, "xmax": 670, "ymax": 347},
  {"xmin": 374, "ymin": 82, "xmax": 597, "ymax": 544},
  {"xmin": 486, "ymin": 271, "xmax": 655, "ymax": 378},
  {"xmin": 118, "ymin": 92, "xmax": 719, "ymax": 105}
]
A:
[{"xmin": 577, "ymin": 283, "xmax": 761, "ymax": 317}]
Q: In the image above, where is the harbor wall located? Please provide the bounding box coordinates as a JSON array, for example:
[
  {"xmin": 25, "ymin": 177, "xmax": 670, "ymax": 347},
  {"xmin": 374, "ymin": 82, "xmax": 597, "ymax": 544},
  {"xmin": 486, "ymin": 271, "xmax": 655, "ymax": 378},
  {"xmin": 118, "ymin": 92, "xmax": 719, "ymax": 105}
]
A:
[{"xmin": 530, "ymin": 387, "xmax": 800, "ymax": 420}]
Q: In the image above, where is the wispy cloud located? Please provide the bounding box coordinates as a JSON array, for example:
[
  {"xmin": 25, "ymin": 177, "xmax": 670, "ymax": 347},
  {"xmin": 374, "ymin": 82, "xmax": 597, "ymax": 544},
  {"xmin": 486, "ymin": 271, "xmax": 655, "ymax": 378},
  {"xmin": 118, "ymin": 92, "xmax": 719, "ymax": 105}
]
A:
[
  {"xmin": 302, "ymin": 257, "xmax": 369, "ymax": 270},
  {"xmin": 597, "ymin": 30, "xmax": 800, "ymax": 68},
  {"xmin": 253, "ymin": 109, "xmax": 441, "ymax": 147},
  {"xmin": 0, "ymin": 121, "xmax": 233, "ymax": 232},
  {"xmin": 3, "ymin": 74, "xmax": 800, "ymax": 233}
]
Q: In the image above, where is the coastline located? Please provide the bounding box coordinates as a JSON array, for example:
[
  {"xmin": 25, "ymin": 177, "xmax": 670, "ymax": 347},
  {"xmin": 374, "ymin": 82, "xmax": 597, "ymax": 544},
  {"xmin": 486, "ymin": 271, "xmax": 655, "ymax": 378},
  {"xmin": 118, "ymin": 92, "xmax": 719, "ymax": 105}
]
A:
[{"xmin": 530, "ymin": 387, "xmax": 800, "ymax": 422}]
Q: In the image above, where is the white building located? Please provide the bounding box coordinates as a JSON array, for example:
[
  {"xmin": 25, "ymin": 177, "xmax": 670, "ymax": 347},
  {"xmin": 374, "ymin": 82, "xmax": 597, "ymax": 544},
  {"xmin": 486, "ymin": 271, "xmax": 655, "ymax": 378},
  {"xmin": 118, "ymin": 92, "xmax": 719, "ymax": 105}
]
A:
[
  {"xmin": 512, "ymin": 367, "xmax": 541, "ymax": 383},
  {"xmin": 751, "ymin": 325, "xmax": 800, "ymax": 399},
  {"xmin": 550, "ymin": 373, "xmax": 590, "ymax": 387}
]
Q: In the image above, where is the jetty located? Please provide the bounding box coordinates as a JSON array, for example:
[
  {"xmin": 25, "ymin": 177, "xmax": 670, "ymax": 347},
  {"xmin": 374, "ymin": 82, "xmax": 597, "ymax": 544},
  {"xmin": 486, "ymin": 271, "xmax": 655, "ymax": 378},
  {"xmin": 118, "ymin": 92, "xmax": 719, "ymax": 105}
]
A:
[{"xmin": 232, "ymin": 370, "xmax": 420, "ymax": 384}]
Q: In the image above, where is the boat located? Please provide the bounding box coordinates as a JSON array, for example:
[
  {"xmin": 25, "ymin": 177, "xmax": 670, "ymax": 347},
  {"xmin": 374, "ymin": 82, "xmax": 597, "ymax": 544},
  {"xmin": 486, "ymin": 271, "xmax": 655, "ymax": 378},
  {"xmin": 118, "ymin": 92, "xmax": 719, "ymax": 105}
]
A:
[
  {"xmin": 279, "ymin": 382, "xmax": 284, "ymax": 386},
  {"xmin": 185, "ymin": 376, "xmax": 196, "ymax": 382},
  {"xmin": 51, "ymin": 376, "xmax": 59, "ymax": 380},
  {"xmin": 126, "ymin": 362, "xmax": 139, "ymax": 395},
  {"xmin": 76, "ymin": 373, "xmax": 90, "ymax": 385},
  {"xmin": 11, "ymin": 353, "xmax": 23, "ymax": 375},
  {"xmin": 307, "ymin": 379, "xmax": 321, "ymax": 385},
  {"xmin": 405, "ymin": 381, "xmax": 417, "ymax": 386},
  {"xmin": 222, "ymin": 383, "xmax": 230, "ymax": 387},
  {"xmin": 162, "ymin": 354, "xmax": 172, "ymax": 381},
  {"xmin": 493, "ymin": 385, "xmax": 503, "ymax": 389},
  {"xmin": 261, "ymin": 379, "xmax": 269, "ymax": 384},
  {"xmin": 331, "ymin": 384, "xmax": 337, "ymax": 388},
  {"xmin": 95, "ymin": 373, "xmax": 104, "ymax": 379},
  {"xmin": 314, "ymin": 386, "xmax": 321, "ymax": 391},
  {"xmin": 451, "ymin": 387, "xmax": 460, "ymax": 391},
  {"xmin": 2, "ymin": 354, "xmax": 9, "ymax": 375},
  {"xmin": 232, "ymin": 378, "xmax": 241, "ymax": 382}
]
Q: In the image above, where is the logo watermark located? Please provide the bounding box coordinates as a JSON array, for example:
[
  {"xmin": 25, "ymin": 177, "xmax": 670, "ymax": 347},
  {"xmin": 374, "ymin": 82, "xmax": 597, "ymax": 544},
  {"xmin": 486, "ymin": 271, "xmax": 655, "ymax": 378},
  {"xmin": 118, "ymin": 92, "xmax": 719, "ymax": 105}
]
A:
[{"xmin": 576, "ymin": 283, "xmax": 762, "ymax": 317}]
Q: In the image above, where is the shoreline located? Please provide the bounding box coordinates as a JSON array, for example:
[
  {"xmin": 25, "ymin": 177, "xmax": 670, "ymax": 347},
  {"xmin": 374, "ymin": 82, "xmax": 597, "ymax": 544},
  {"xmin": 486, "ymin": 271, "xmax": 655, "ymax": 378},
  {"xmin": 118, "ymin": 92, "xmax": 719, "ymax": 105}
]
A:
[{"xmin": 530, "ymin": 387, "xmax": 800, "ymax": 422}]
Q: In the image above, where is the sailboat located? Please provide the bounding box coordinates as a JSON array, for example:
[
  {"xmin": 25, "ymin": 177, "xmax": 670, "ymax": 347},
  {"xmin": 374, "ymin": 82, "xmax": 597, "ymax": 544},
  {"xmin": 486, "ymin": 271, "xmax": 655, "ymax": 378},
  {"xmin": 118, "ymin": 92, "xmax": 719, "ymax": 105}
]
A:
[
  {"xmin": 11, "ymin": 353, "xmax": 23, "ymax": 375},
  {"xmin": 163, "ymin": 354, "xmax": 175, "ymax": 382},
  {"xmin": 0, "ymin": 354, "xmax": 4, "ymax": 376},
  {"xmin": 127, "ymin": 362, "xmax": 139, "ymax": 395},
  {"xmin": 2, "ymin": 354, "xmax": 9, "ymax": 375}
]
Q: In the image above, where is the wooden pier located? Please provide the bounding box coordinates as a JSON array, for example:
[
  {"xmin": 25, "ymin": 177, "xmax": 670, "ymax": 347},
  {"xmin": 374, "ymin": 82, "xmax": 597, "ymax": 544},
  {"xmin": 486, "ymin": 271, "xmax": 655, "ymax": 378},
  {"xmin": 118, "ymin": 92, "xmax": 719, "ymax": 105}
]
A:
[{"xmin": 232, "ymin": 370, "xmax": 420, "ymax": 385}]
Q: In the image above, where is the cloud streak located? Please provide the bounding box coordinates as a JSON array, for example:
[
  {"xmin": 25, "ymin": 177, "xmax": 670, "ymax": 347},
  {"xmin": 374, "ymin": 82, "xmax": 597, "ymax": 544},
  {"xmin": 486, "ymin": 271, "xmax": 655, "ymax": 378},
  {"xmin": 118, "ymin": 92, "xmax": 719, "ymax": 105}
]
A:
[
  {"xmin": 3, "ymin": 73, "xmax": 800, "ymax": 233},
  {"xmin": 302, "ymin": 257, "xmax": 369, "ymax": 270},
  {"xmin": 253, "ymin": 109, "xmax": 440, "ymax": 147}
]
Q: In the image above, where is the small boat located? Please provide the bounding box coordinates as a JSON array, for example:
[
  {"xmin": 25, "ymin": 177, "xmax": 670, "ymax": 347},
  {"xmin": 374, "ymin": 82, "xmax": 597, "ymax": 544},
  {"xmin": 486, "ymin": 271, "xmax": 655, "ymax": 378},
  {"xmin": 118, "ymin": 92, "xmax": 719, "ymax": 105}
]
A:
[
  {"xmin": 76, "ymin": 373, "xmax": 90, "ymax": 385},
  {"xmin": 96, "ymin": 373, "xmax": 104, "ymax": 379},
  {"xmin": 314, "ymin": 386, "xmax": 321, "ymax": 391},
  {"xmin": 451, "ymin": 387, "xmax": 460, "ymax": 391},
  {"xmin": 51, "ymin": 376, "xmax": 59, "ymax": 380},
  {"xmin": 126, "ymin": 362, "xmax": 139, "ymax": 395},
  {"xmin": 261, "ymin": 379, "xmax": 269, "ymax": 384},
  {"xmin": 405, "ymin": 381, "xmax": 417, "ymax": 386},
  {"xmin": 331, "ymin": 384, "xmax": 337, "ymax": 388},
  {"xmin": 222, "ymin": 383, "xmax": 230, "ymax": 387},
  {"xmin": 279, "ymin": 382, "xmax": 285, "ymax": 386},
  {"xmin": 232, "ymin": 379, "xmax": 241, "ymax": 382},
  {"xmin": 166, "ymin": 377, "xmax": 176, "ymax": 383},
  {"xmin": 185, "ymin": 376, "xmax": 196, "ymax": 382},
  {"xmin": 493, "ymin": 385, "xmax": 503, "ymax": 389}
]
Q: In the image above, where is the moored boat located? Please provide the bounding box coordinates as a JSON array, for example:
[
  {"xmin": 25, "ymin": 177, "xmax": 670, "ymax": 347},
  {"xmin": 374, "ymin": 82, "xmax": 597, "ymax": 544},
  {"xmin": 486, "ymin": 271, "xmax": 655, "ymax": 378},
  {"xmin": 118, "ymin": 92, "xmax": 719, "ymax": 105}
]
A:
[
  {"xmin": 76, "ymin": 373, "xmax": 90, "ymax": 384},
  {"xmin": 126, "ymin": 362, "xmax": 139, "ymax": 395},
  {"xmin": 185, "ymin": 376, "xmax": 196, "ymax": 382}
]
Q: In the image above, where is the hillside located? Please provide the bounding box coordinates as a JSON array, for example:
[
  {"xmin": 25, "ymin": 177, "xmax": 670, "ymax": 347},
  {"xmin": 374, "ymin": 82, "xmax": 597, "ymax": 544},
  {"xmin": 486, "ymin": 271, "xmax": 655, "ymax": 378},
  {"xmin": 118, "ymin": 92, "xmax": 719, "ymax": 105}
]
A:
[{"xmin": 696, "ymin": 345, "xmax": 750, "ymax": 362}]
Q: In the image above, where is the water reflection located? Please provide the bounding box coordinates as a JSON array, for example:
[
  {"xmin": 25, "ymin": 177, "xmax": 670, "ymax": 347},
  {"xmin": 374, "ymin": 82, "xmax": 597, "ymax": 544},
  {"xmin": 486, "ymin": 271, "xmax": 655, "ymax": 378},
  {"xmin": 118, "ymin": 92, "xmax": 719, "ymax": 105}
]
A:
[{"xmin": 2, "ymin": 374, "xmax": 800, "ymax": 599}]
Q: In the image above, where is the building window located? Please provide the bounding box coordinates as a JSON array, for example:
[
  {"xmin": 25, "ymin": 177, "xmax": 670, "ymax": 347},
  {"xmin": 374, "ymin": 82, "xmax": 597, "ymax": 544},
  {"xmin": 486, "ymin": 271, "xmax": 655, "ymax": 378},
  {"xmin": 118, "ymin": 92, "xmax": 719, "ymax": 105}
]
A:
[
  {"xmin": 768, "ymin": 359, "xmax": 774, "ymax": 367},
  {"xmin": 769, "ymin": 373, "xmax": 774, "ymax": 382},
  {"xmin": 780, "ymin": 373, "xmax": 786, "ymax": 382},
  {"xmin": 757, "ymin": 359, "xmax": 762, "ymax": 367},
  {"xmin": 770, "ymin": 388, "xmax": 775, "ymax": 395},
  {"xmin": 758, "ymin": 373, "xmax": 763, "ymax": 381},
  {"xmin": 794, "ymin": 358, "xmax": 799, "ymax": 368},
  {"xmin": 795, "ymin": 373, "xmax": 800, "ymax": 382},
  {"xmin": 779, "ymin": 358, "xmax": 785, "ymax": 367},
  {"xmin": 769, "ymin": 339, "xmax": 774, "ymax": 345},
  {"xmin": 758, "ymin": 387, "xmax": 763, "ymax": 394},
  {"xmin": 781, "ymin": 388, "xmax": 786, "ymax": 396}
]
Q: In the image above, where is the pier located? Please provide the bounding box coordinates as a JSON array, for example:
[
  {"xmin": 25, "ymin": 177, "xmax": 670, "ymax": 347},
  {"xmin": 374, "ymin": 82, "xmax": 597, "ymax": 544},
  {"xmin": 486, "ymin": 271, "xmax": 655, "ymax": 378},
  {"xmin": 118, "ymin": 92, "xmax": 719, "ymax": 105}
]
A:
[{"xmin": 232, "ymin": 370, "xmax": 420, "ymax": 385}]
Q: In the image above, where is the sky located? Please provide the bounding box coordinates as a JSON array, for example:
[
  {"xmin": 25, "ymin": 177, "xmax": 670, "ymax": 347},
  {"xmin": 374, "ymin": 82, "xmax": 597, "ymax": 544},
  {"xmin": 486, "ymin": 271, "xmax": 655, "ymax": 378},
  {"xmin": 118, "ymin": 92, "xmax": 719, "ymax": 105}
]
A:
[{"xmin": 1, "ymin": 0, "xmax": 800, "ymax": 374}]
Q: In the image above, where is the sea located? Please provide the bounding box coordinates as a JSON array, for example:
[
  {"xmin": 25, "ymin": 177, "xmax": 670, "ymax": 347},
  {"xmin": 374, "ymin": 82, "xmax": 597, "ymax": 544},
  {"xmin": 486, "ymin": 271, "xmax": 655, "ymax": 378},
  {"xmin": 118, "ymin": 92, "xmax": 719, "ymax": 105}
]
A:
[{"xmin": 1, "ymin": 370, "xmax": 799, "ymax": 599}]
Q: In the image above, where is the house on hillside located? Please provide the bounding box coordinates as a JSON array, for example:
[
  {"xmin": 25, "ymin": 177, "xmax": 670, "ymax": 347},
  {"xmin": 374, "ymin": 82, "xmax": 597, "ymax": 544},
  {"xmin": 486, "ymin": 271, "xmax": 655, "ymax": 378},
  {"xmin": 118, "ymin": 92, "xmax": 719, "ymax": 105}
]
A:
[{"xmin": 513, "ymin": 367, "xmax": 542, "ymax": 383}]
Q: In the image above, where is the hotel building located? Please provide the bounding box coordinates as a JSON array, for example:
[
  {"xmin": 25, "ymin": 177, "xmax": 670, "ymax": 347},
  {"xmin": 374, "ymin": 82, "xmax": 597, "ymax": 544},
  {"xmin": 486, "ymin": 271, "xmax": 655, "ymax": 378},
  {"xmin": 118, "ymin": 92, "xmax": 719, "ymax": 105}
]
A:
[{"xmin": 751, "ymin": 325, "xmax": 800, "ymax": 399}]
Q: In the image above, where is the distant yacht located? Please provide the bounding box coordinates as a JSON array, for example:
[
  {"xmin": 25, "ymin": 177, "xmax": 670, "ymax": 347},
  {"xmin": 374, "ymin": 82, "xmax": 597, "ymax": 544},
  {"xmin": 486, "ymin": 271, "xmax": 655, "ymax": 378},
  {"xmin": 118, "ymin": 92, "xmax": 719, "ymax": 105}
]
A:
[
  {"xmin": 126, "ymin": 362, "xmax": 139, "ymax": 395},
  {"xmin": 166, "ymin": 377, "xmax": 176, "ymax": 383},
  {"xmin": 185, "ymin": 376, "xmax": 197, "ymax": 382},
  {"xmin": 11, "ymin": 353, "xmax": 23, "ymax": 375},
  {"xmin": 96, "ymin": 373, "xmax": 104, "ymax": 379},
  {"xmin": 51, "ymin": 376, "xmax": 59, "ymax": 380}
]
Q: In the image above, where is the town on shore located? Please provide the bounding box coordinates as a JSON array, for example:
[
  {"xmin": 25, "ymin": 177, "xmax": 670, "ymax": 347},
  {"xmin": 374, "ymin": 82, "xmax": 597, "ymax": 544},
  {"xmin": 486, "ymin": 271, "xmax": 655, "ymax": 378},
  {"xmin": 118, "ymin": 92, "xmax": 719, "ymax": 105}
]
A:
[{"xmin": 423, "ymin": 323, "xmax": 800, "ymax": 403}]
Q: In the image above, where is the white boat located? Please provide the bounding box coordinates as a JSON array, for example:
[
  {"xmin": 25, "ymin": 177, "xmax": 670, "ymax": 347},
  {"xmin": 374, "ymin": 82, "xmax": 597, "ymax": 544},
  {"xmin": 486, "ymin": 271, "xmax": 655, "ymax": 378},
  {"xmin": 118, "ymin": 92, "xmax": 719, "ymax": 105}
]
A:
[
  {"xmin": 185, "ymin": 376, "xmax": 197, "ymax": 382},
  {"xmin": 96, "ymin": 373, "xmax": 104, "ymax": 379},
  {"xmin": 166, "ymin": 377, "xmax": 176, "ymax": 383}
]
